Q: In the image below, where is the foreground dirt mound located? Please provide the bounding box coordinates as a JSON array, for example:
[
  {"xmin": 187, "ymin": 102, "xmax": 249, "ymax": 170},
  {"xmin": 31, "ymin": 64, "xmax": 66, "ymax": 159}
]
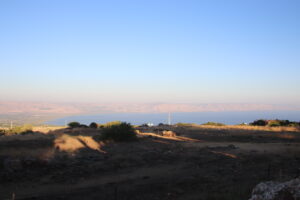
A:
[
  {"xmin": 249, "ymin": 178, "xmax": 300, "ymax": 200},
  {"xmin": 54, "ymin": 134, "xmax": 103, "ymax": 152}
]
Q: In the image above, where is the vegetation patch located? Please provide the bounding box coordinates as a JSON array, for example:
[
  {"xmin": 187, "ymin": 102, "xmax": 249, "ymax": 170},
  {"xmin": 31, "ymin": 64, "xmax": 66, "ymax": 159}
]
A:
[
  {"xmin": 202, "ymin": 122, "xmax": 225, "ymax": 126},
  {"xmin": 67, "ymin": 121, "xmax": 81, "ymax": 128},
  {"xmin": 99, "ymin": 121, "xmax": 122, "ymax": 128},
  {"xmin": 250, "ymin": 119, "xmax": 300, "ymax": 127},
  {"xmin": 101, "ymin": 122, "xmax": 137, "ymax": 142},
  {"xmin": 0, "ymin": 124, "xmax": 34, "ymax": 136},
  {"xmin": 89, "ymin": 122, "xmax": 98, "ymax": 129},
  {"xmin": 176, "ymin": 122, "xmax": 197, "ymax": 127}
]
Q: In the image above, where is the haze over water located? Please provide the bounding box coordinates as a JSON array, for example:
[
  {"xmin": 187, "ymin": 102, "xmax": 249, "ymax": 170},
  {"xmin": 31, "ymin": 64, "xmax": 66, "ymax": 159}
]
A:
[{"xmin": 47, "ymin": 111, "xmax": 300, "ymax": 126}]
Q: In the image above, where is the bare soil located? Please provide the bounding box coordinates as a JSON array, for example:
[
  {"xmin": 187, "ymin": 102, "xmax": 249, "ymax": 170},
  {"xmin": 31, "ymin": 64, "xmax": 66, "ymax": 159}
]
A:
[{"xmin": 1, "ymin": 126, "xmax": 300, "ymax": 200}]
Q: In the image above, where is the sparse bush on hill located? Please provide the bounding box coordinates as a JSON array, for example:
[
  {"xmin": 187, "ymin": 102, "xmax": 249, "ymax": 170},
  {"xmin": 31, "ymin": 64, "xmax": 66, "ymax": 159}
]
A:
[
  {"xmin": 176, "ymin": 122, "xmax": 195, "ymax": 127},
  {"xmin": 99, "ymin": 121, "xmax": 122, "ymax": 128},
  {"xmin": 250, "ymin": 119, "xmax": 300, "ymax": 127},
  {"xmin": 79, "ymin": 124, "xmax": 88, "ymax": 128},
  {"xmin": 276, "ymin": 120, "xmax": 300, "ymax": 127},
  {"xmin": 139, "ymin": 123, "xmax": 149, "ymax": 127},
  {"xmin": 268, "ymin": 120, "xmax": 281, "ymax": 127},
  {"xmin": 291, "ymin": 122, "xmax": 300, "ymax": 127},
  {"xmin": 250, "ymin": 119, "xmax": 268, "ymax": 126},
  {"xmin": 67, "ymin": 122, "xmax": 81, "ymax": 128},
  {"xmin": 202, "ymin": 122, "xmax": 225, "ymax": 126},
  {"xmin": 278, "ymin": 120, "xmax": 290, "ymax": 126},
  {"xmin": 89, "ymin": 122, "xmax": 98, "ymax": 129},
  {"xmin": 101, "ymin": 122, "xmax": 137, "ymax": 142}
]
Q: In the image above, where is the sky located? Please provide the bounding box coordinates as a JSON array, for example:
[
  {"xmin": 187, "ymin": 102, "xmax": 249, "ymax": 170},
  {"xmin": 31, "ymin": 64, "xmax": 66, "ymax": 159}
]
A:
[{"xmin": 0, "ymin": 0, "xmax": 299, "ymax": 105}]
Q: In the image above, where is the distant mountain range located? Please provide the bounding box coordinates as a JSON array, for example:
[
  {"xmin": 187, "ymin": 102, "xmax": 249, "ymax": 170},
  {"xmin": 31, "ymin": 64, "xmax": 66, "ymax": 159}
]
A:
[{"xmin": 0, "ymin": 101, "xmax": 298, "ymax": 115}]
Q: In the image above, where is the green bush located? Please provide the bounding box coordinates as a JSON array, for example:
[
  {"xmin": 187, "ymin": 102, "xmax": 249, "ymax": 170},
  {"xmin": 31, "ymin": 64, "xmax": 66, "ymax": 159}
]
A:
[
  {"xmin": 288, "ymin": 122, "xmax": 300, "ymax": 127},
  {"xmin": 250, "ymin": 119, "xmax": 300, "ymax": 127},
  {"xmin": 268, "ymin": 121, "xmax": 281, "ymax": 127},
  {"xmin": 278, "ymin": 120, "xmax": 290, "ymax": 126},
  {"xmin": 250, "ymin": 119, "xmax": 268, "ymax": 126},
  {"xmin": 89, "ymin": 122, "xmax": 98, "ymax": 129},
  {"xmin": 202, "ymin": 122, "xmax": 225, "ymax": 126},
  {"xmin": 67, "ymin": 121, "xmax": 81, "ymax": 128},
  {"xmin": 101, "ymin": 122, "xmax": 137, "ymax": 142}
]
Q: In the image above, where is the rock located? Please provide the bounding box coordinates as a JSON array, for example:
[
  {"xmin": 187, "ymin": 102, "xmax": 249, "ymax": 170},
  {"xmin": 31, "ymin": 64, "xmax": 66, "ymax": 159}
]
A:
[
  {"xmin": 162, "ymin": 131, "xmax": 176, "ymax": 137},
  {"xmin": 249, "ymin": 178, "xmax": 300, "ymax": 200}
]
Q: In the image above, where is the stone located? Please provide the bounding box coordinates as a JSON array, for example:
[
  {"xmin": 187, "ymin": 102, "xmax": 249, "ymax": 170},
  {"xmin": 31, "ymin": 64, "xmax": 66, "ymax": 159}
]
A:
[
  {"xmin": 249, "ymin": 178, "xmax": 300, "ymax": 200},
  {"xmin": 162, "ymin": 131, "xmax": 176, "ymax": 137}
]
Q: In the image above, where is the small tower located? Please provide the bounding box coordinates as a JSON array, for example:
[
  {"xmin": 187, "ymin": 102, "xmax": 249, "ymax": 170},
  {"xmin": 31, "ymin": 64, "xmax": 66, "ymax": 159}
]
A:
[{"xmin": 168, "ymin": 112, "xmax": 171, "ymax": 125}]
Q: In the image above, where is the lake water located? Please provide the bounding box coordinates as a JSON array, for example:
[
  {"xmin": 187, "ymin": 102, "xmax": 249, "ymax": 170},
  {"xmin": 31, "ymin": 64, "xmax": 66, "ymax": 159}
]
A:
[{"xmin": 46, "ymin": 111, "xmax": 300, "ymax": 126}]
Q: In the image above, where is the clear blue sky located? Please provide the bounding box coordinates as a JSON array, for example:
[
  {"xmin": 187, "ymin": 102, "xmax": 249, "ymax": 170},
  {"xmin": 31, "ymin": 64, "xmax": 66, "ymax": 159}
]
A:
[{"xmin": 0, "ymin": 0, "xmax": 299, "ymax": 105}]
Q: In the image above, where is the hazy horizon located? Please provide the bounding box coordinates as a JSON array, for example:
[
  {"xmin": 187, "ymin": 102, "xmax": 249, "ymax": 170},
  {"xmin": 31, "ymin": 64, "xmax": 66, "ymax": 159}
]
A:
[{"xmin": 1, "ymin": 0, "xmax": 299, "ymax": 106}]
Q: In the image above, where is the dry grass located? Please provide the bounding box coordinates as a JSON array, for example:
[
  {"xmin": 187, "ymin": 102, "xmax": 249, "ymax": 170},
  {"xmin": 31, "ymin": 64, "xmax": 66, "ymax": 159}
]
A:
[
  {"xmin": 32, "ymin": 126, "xmax": 65, "ymax": 133},
  {"xmin": 189, "ymin": 124, "xmax": 300, "ymax": 132}
]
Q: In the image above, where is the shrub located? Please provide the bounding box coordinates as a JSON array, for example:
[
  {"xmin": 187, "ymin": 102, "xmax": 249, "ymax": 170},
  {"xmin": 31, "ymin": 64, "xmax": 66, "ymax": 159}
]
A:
[
  {"xmin": 268, "ymin": 120, "xmax": 281, "ymax": 127},
  {"xmin": 278, "ymin": 120, "xmax": 290, "ymax": 126},
  {"xmin": 202, "ymin": 122, "xmax": 225, "ymax": 126},
  {"xmin": 139, "ymin": 123, "xmax": 149, "ymax": 127},
  {"xmin": 68, "ymin": 122, "xmax": 81, "ymax": 128},
  {"xmin": 79, "ymin": 124, "xmax": 88, "ymax": 128},
  {"xmin": 250, "ymin": 119, "xmax": 268, "ymax": 126},
  {"xmin": 250, "ymin": 119, "xmax": 300, "ymax": 127},
  {"xmin": 99, "ymin": 121, "xmax": 122, "ymax": 128},
  {"xmin": 176, "ymin": 123, "xmax": 195, "ymax": 127},
  {"xmin": 89, "ymin": 122, "xmax": 98, "ymax": 129},
  {"xmin": 0, "ymin": 129, "xmax": 5, "ymax": 136},
  {"xmin": 288, "ymin": 122, "xmax": 300, "ymax": 127},
  {"xmin": 101, "ymin": 122, "xmax": 137, "ymax": 142}
]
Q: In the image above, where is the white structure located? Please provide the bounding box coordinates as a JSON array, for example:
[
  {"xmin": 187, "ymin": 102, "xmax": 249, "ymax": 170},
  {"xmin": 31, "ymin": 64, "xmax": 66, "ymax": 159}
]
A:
[{"xmin": 147, "ymin": 123, "xmax": 154, "ymax": 127}]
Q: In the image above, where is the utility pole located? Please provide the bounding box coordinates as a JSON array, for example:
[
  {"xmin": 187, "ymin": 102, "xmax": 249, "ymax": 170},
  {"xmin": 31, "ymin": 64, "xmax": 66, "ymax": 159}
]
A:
[
  {"xmin": 10, "ymin": 121, "xmax": 13, "ymax": 129},
  {"xmin": 168, "ymin": 112, "xmax": 171, "ymax": 125}
]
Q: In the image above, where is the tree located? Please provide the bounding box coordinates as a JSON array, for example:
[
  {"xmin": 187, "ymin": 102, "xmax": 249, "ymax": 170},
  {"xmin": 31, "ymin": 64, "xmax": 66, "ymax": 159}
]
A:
[
  {"xmin": 68, "ymin": 121, "xmax": 81, "ymax": 128},
  {"xmin": 89, "ymin": 122, "xmax": 98, "ymax": 129}
]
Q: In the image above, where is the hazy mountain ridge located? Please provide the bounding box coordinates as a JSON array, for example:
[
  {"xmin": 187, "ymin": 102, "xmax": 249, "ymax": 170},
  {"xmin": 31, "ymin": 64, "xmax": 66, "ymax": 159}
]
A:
[{"xmin": 0, "ymin": 101, "xmax": 297, "ymax": 115}]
